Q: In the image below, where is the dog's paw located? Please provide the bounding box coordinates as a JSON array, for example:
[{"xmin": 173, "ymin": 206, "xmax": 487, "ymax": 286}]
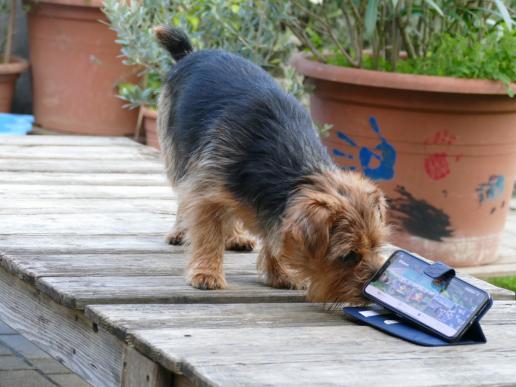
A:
[
  {"xmin": 165, "ymin": 229, "xmax": 185, "ymax": 245},
  {"xmin": 188, "ymin": 272, "xmax": 227, "ymax": 290},
  {"xmin": 225, "ymin": 235, "xmax": 256, "ymax": 251},
  {"xmin": 264, "ymin": 273, "xmax": 297, "ymax": 290}
]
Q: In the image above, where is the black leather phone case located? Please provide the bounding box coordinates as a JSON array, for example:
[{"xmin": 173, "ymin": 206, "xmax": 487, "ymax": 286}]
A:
[{"xmin": 343, "ymin": 261, "xmax": 492, "ymax": 347}]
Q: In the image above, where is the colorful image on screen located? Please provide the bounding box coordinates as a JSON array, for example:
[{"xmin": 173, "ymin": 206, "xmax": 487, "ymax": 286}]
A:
[{"xmin": 366, "ymin": 252, "xmax": 487, "ymax": 336}]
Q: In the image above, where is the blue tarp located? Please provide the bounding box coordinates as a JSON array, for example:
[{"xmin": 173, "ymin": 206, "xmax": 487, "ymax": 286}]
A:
[{"xmin": 0, "ymin": 113, "xmax": 34, "ymax": 136}]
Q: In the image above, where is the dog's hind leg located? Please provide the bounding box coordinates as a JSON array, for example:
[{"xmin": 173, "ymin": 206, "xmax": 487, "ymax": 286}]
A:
[
  {"xmin": 225, "ymin": 220, "xmax": 256, "ymax": 251},
  {"xmin": 184, "ymin": 196, "xmax": 228, "ymax": 290},
  {"xmin": 166, "ymin": 198, "xmax": 186, "ymax": 245},
  {"xmin": 257, "ymin": 245, "xmax": 296, "ymax": 289}
]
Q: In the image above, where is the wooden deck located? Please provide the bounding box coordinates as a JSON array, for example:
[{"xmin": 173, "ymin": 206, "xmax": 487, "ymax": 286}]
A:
[{"xmin": 0, "ymin": 136, "xmax": 515, "ymax": 387}]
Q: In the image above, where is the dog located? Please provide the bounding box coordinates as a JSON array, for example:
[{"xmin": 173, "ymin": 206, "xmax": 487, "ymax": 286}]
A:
[{"xmin": 155, "ymin": 26, "xmax": 389, "ymax": 304}]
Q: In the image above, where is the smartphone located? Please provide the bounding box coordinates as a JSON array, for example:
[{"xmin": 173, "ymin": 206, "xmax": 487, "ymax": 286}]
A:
[{"xmin": 363, "ymin": 250, "xmax": 492, "ymax": 341}]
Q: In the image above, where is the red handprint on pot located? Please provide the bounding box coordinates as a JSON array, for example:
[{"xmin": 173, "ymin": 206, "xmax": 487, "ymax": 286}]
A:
[{"xmin": 423, "ymin": 130, "xmax": 462, "ymax": 181}]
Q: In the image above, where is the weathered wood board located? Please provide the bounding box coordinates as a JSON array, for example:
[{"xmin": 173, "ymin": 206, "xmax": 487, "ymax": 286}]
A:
[
  {"xmin": 0, "ymin": 136, "xmax": 137, "ymax": 146},
  {"xmin": 87, "ymin": 301, "xmax": 516, "ymax": 387},
  {"xmin": 0, "ymin": 145, "xmax": 159, "ymax": 160},
  {"xmin": 0, "ymin": 172, "xmax": 168, "ymax": 186},
  {"xmin": 0, "ymin": 268, "xmax": 125, "ymax": 387},
  {"xmin": 37, "ymin": 275, "xmax": 304, "ymax": 309},
  {"xmin": 1, "ymin": 136, "xmax": 515, "ymax": 387},
  {"xmin": 0, "ymin": 252, "xmax": 257, "ymax": 282}
]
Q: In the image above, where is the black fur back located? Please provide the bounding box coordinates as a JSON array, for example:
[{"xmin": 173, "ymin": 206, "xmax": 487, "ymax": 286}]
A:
[{"xmin": 161, "ymin": 49, "xmax": 333, "ymax": 228}]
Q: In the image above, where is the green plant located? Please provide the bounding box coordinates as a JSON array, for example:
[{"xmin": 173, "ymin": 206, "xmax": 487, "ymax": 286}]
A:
[
  {"xmin": 103, "ymin": 0, "xmax": 304, "ymax": 109},
  {"xmin": 275, "ymin": 0, "xmax": 516, "ymax": 91},
  {"xmin": 487, "ymin": 276, "xmax": 516, "ymax": 292},
  {"xmin": 0, "ymin": 0, "xmax": 16, "ymax": 64}
]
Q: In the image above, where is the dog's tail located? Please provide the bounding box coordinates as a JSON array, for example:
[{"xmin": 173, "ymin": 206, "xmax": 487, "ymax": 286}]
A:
[{"xmin": 154, "ymin": 26, "xmax": 193, "ymax": 62}]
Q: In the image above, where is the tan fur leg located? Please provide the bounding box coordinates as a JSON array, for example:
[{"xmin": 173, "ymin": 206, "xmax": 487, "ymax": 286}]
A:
[
  {"xmin": 225, "ymin": 220, "xmax": 256, "ymax": 251},
  {"xmin": 185, "ymin": 198, "xmax": 227, "ymax": 290},
  {"xmin": 257, "ymin": 245, "xmax": 295, "ymax": 289},
  {"xmin": 166, "ymin": 199, "xmax": 186, "ymax": 245}
]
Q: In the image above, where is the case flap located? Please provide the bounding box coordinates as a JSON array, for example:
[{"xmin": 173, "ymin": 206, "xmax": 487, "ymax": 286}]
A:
[
  {"xmin": 343, "ymin": 305, "xmax": 486, "ymax": 347},
  {"xmin": 423, "ymin": 261, "xmax": 456, "ymax": 279}
]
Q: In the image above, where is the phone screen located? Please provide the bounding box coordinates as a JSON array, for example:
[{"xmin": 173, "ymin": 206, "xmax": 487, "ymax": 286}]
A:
[{"xmin": 364, "ymin": 251, "xmax": 489, "ymax": 339}]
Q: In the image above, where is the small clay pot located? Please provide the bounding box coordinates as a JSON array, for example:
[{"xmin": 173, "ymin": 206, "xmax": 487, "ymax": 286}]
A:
[
  {"xmin": 25, "ymin": 0, "xmax": 138, "ymax": 135},
  {"xmin": 0, "ymin": 57, "xmax": 29, "ymax": 112},
  {"xmin": 292, "ymin": 53, "xmax": 516, "ymax": 267},
  {"xmin": 141, "ymin": 107, "xmax": 159, "ymax": 150}
]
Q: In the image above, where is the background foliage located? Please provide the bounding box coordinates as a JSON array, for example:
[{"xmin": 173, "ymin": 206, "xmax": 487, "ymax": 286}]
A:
[
  {"xmin": 0, "ymin": 0, "xmax": 12, "ymax": 57},
  {"xmin": 103, "ymin": 0, "xmax": 304, "ymax": 109},
  {"xmin": 276, "ymin": 0, "xmax": 516, "ymax": 93}
]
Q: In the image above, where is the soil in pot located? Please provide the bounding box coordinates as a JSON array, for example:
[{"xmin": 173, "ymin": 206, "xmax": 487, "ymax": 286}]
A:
[
  {"xmin": 0, "ymin": 57, "xmax": 29, "ymax": 112},
  {"xmin": 292, "ymin": 54, "xmax": 516, "ymax": 267},
  {"xmin": 26, "ymin": 0, "xmax": 138, "ymax": 135}
]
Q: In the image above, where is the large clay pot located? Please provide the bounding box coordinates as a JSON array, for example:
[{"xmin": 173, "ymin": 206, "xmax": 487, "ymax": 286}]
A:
[
  {"xmin": 141, "ymin": 107, "xmax": 159, "ymax": 150},
  {"xmin": 292, "ymin": 53, "xmax": 516, "ymax": 267},
  {"xmin": 26, "ymin": 0, "xmax": 138, "ymax": 135},
  {"xmin": 0, "ymin": 57, "xmax": 29, "ymax": 112}
]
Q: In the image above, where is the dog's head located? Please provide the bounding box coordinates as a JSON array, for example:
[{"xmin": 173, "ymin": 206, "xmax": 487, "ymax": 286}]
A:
[{"xmin": 281, "ymin": 170, "xmax": 389, "ymax": 305}]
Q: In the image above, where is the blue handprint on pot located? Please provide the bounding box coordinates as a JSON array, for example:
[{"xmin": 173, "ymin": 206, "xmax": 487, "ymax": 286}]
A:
[{"xmin": 332, "ymin": 116, "xmax": 396, "ymax": 181}]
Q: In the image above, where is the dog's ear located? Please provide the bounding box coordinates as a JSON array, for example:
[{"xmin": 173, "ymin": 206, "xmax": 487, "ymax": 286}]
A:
[
  {"xmin": 284, "ymin": 197, "xmax": 333, "ymax": 260},
  {"xmin": 370, "ymin": 187, "xmax": 388, "ymax": 222}
]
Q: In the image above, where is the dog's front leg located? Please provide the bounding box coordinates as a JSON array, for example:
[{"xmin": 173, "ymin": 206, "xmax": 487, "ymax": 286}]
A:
[
  {"xmin": 185, "ymin": 200, "xmax": 227, "ymax": 290},
  {"xmin": 257, "ymin": 245, "xmax": 296, "ymax": 289}
]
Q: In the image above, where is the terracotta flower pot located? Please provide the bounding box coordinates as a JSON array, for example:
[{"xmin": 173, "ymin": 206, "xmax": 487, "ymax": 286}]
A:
[
  {"xmin": 25, "ymin": 0, "xmax": 138, "ymax": 135},
  {"xmin": 292, "ymin": 53, "xmax": 516, "ymax": 267},
  {"xmin": 141, "ymin": 107, "xmax": 159, "ymax": 150},
  {"xmin": 0, "ymin": 57, "xmax": 29, "ymax": 113}
]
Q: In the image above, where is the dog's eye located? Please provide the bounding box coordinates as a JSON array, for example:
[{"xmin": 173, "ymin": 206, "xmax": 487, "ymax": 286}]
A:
[{"xmin": 339, "ymin": 251, "xmax": 361, "ymax": 265}]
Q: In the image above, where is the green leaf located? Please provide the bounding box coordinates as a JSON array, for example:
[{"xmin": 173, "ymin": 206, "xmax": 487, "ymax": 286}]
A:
[
  {"xmin": 364, "ymin": 0, "xmax": 379, "ymax": 38},
  {"xmin": 423, "ymin": 0, "xmax": 444, "ymax": 17},
  {"xmin": 493, "ymin": 0, "xmax": 513, "ymax": 30}
]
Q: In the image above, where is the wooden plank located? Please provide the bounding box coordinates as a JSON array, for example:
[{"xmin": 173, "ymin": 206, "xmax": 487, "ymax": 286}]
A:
[
  {"xmin": 0, "ymin": 172, "xmax": 167, "ymax": 186},
  {"xmin": 0, "ymin": 235, "xmax": 177, "ymax": 254},
  {"xmin": 86, "ymin": 300, "xmax": 516, "ymax": 343},
  {"xmin": 460, "ymin": 261, "xmax": 516, "ymax": 278},
  {"xmin": 0, "ymin": 252, "xmax": 258, "ymax": 283},
  {"xmin": 86, "ymin": 303, "xmax": 357, "ymax": 342},
  {"xmin": 0, "ymin": 268, "xmax": 125, "ymax": 387},
  {"xmin": 0, "ymin": 185, "xmax": 174, "ymax": 199},
  {"xmin": 0, "ymin": 199, "xmax": 176, "ymax": 215},
  {"xmin": 121, "ymin": 347, "xmax": 171, "ymax": 387},
  {"xmin": 0, "ymin": 159, "xmax": 164, "ymax": 173},
  {"xmin": 125, "ymin": 301, "xmax": 516, "ymax": 387},
  {"xmin": 0, "ymin": 145, "xmax": 159, "ymax": 160},
  {"xmin": 0, "ymin": 213, "xmax": 172, "ymax": 235},
  {"xmin": 37, "ymin": 275, "xmax": 304, "ymax": 310},
  {"xmin": 0, "ymin": 136, "xmax": 138, "ymax": 146}
]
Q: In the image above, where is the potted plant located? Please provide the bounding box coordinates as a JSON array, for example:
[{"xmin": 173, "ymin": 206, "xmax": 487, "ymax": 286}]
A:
[
  {"xmin": 24, "ymin": 0, "xmax": 139, "ymax": 135},
  {"xmin": 103, "ymin": 0, "xmax": 304, "ymax": 149},
  {"xmin": 0, "ymin": 0, "xmax": 29, "ymax": 112},
  {"xmin": 278, "ymin": 0, "xmax": 516, "ymax": 267}
]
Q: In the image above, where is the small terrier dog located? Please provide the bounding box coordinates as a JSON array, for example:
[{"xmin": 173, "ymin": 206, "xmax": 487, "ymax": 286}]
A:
[{"xmin": 155, "ymin": 27, "xmax": 389, "ymax": 304}]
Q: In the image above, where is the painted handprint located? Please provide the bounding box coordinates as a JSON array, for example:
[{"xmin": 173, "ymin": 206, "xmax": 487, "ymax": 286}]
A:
[
  {"xmin": 332, "ymin": 116, "xmax": 396, "ymax": 181},
  {"xmin": 423, "ymin": 130, "xmax": 462, "ymax": 180}
]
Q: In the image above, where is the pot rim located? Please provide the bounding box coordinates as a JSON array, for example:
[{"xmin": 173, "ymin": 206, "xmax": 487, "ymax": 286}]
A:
[
  {"xmin": 291, "ymin": 52, "xmax": 516, "ymax": 95},
  {"xmin": 25, "ymin": 0, "xmax": 102, "ymax": 7},
  {"xmin": 0, "ymin": 56, "xmax": 30, "ymax": 76}
]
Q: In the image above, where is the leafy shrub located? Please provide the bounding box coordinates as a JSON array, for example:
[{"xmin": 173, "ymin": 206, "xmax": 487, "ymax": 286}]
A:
[
  {"xmin": 0, "ymin": 0, "xmax": 14, "ymax": 63},
  {"xmin": 275, "ymin": 0, "xmax": 516, "ymax": 92},
  {"xmin": 103, "ymin": 0, "xmax": 304, "ymax": 109}
]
